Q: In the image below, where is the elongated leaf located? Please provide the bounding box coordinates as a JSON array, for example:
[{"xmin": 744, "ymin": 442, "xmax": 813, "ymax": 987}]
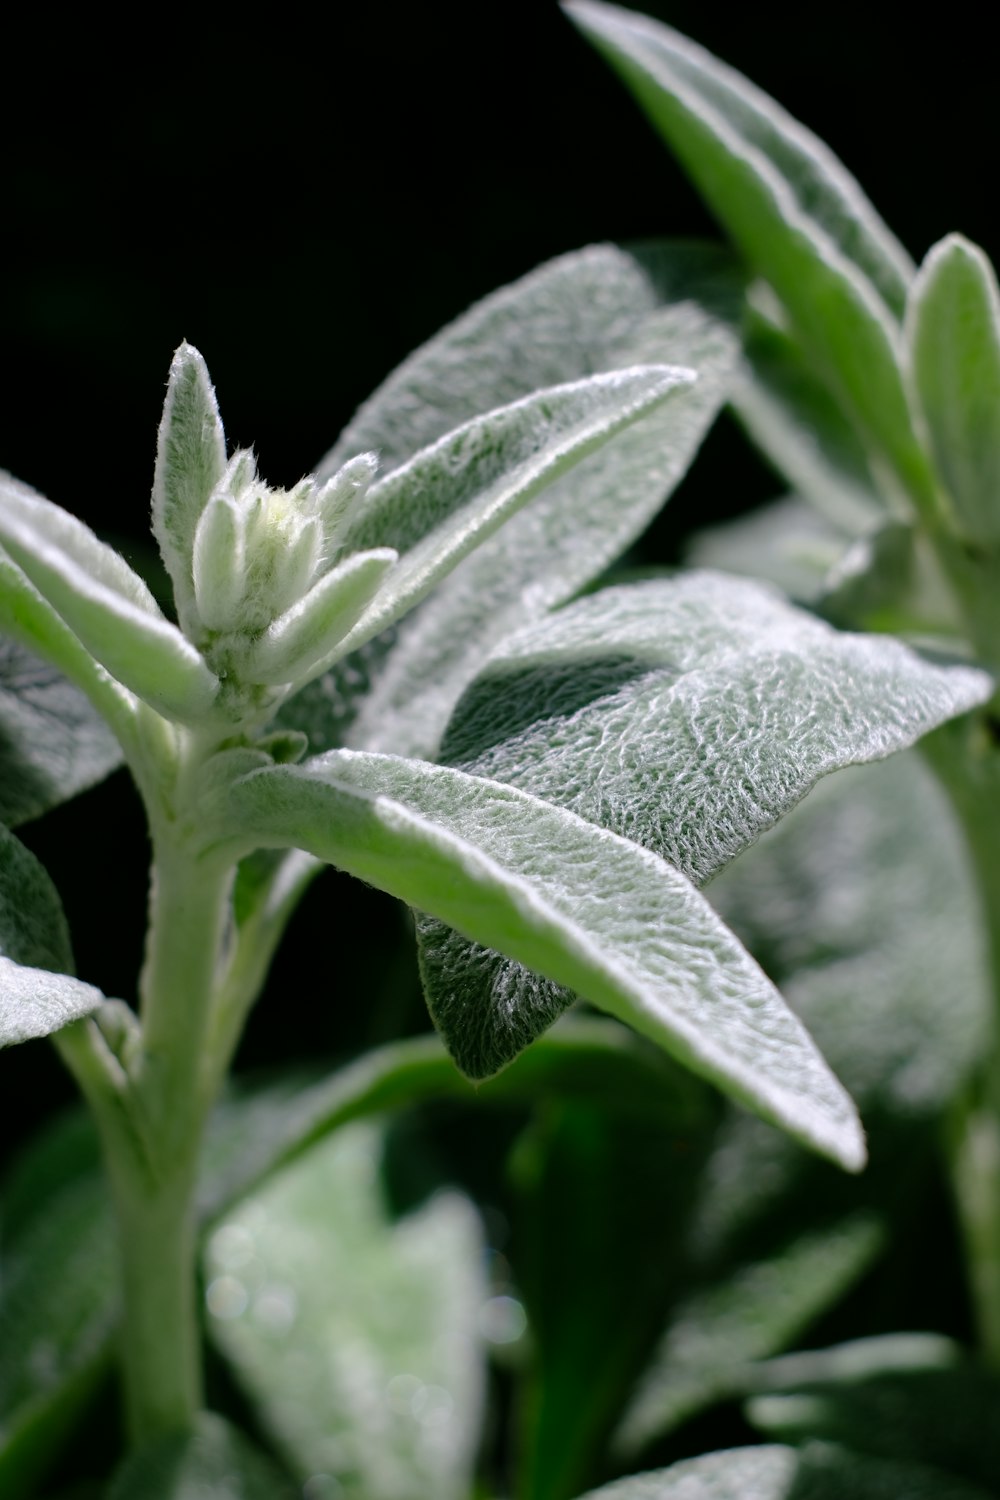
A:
[
  {"xmin": 285, "ymin": 241, "xmax": 740, "ymax": 759},
  {"xmin": 331, "ymin": 366, "xmax": 692, "ymax": 656},
  {"xmin": 614, "ymin": 1215, "xmax": 882, "ymax": 1454},
  {"xmin": 733, "ymin": 304, "xmax": 884, "ymax": 532},
  {"xmin": 204, "ymin": 1122, "xmax": 485, "ymax": 1500},
  {"xmin": 151, "ymin": 343, "xmax": 228, "ymax": 636},
  {"xmin": 566, "ymin": 3, "xmax": 936, "ymax": 513},
  {"xmin": 0, "ymin": 1114, "xmax": 116, "ymax": 1500},
  {"xmin": 685, "ymin": 496, "xmax": 849, "ymax": 602},
  {"xmin": 906, "ymin": 234, "xmax": 1000, "ymax": 545},
  {"xmin": 221, "ymin": 750, "xmax": 864, "ymax": 1168},
  {"xmin": 107, "ymin": 1412, "xmax": 294, "ymax": 1500},
  {"xmin": 574, "ymin": 1443, "xmax": 995, "ymax": 1500},
  {"xmin": 0, "ymin": 475, "xmax": 218, "ymax": 722},
  {"xmin": 746, "ymin": 1342, "xmax": 1000, "ymax": 1495},
  {"xmin": 0, "ymin": 637, "xmax": 121, "ymax": 827},
  {"xmin": 437, "ymin": 573, "xmax": 990, "ymax": 886},
  {"xmin": 0, "ymin": 823, "xmax": 103, "ymax": 1045}
]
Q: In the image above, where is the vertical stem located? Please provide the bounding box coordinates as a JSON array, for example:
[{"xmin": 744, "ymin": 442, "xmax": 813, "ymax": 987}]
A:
[{"xmin": 925, "ymin": 719, "xmax": 1000, "ymax": 1363}]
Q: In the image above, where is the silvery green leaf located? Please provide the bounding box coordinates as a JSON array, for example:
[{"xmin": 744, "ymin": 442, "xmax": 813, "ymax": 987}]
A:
[
  {"xmin": 330, "ymin": 365, "xmax": 694, "ymax": 660},
  {"xmin": 0, "ymin": 637, "xmax": 122, "ymax": 827},
  {"xmin": 204, "ymin": 1122, "xmax": 485, "ymax": 1500},
  {"xmin": 0, "ymin": 475, "xmax": 218, "ymax": 723},
  {"xmin": 573, "ymin": 1444, "xmax": 995, "ymax": 1500},
  {"xmin": 614, "ymin": 1215, "xmax": 882, "ymax": 1454},
  {"xmin": 222, "ymin": 751, "xmax": 865, "ymax": 1169},
  {"xmin": 287, "ymin": 241, "xmax": 740, "ymax": 758},
  {"xmin": 191, "ymin": 494, "xmax": 246, "ymax": 631},
  {"xmin": 0, "ymin": 822, "xmax": 103, "ymax": 1046},
  {"xmin": 906, "ymin": 234, "xmax": 1000, "ymax": 545},
  {"xmin": 106, "ymin": 1413, "xmax": 294, "ymax": 1500},
  {"xmin": 247, "ymin": 547, "xmax": 398, "ymax": 687},
  {"xmin": 437, "ymin": 573, "xmax": 991, "ymax": 888},
  {"xmin": 0, "ymin": 1114, "xmax": 116, "ymax": 1499},
  {"xmin": 151, "ymin": 342, "xmax": 227, "ymax": 636},
  {"xmin": 565, "ymin": 3, "xmax": 936, "ymax": 514},
  {"xmin": 732, "ymin": 304, "xmax": 885, "ymax": 532}
]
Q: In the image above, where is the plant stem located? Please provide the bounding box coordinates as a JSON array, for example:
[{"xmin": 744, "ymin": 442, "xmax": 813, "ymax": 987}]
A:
[{"xmin": 925, "ymin": 719, "xmax": 1000, "ymax": 1363}]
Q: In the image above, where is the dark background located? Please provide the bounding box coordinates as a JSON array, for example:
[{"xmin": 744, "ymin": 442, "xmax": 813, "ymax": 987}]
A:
[{"xmin": 2, "ymin": 1, "xmax": 997, "ymax": 1125}]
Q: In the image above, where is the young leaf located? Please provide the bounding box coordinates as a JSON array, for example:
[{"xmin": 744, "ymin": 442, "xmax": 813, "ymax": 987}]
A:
[
  {"xmin": 285, "ymin": 241, "xmax": 740, "ymax": 759},
  {"xmin": 151, "ymin": 342, "xmax": 228, "ymax": 636},
  {"xmin": 0, "ymin": 637, "xmax": 122, "ymax": 827},
  {"xmin": 106, "ymin": 1412, "xmax": 294, "ymax": 1500},
  {"xmin": 0, "ymin": 823, "xmax": 103, "ymax": 1046},
  {"xmin": 614, "ymin": 1215, "xmax": 883, "ymax": 1454},
  {"xmin": 565, "ymin": 2, "xmax": 936, "ymax": 514},
  {"xmin": 906, "ymin": 234, "xmax": 1000, "ymax": 545},
  {"xmin": 221, "ymin": 751, "xmax": 866, "ymax": 1169},
  {"xmin": 0, "ymin": 475, "xmax": 218, "ymax": 722},
  {"xmin": 685, "ymin": 496, "xmax": 850, "ymax": 603},
  {"xmin": 204, "ymin": 1122, "xmax": 485, "ymax": 1500},
  {"xmin": 573, "ymin": 1444, "xmax": 996, "ymax": 1500},
  {"xmin": 328, "ymin": 365, "xmax": 694, "ymax": 661}
]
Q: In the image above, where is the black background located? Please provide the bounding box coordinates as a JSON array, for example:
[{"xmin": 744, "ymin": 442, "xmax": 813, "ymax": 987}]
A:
[{"xmin": 2, "ymin": 0, "xmax": 997, "ymax": 1128}]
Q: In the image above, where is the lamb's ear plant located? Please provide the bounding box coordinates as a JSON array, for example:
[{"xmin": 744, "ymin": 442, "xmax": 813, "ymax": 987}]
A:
[{"xmin": 1, "ymin": 24, "xmax": 998, "ymax": 1500}]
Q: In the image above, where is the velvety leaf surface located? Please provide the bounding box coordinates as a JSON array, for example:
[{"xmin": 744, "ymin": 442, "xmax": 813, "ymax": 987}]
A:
[
  {"xmin": 615, "ymin": 1215, "xmax": 882, "ymax": 1454},
  {"xmin": 106, "ymin": 1412, "xmax": 294, "ymax": 1500},
  {"xmin": 575, "ymin": 1443, "xmax": 995, "ymax": 1500},
  {"xmin": 0, "ymin": 638, "xmax": 121, "ymax": 827},
  {"xmin": 0, "ymin": 823, "xmax": 103, "ymax": 1046},
  {"xmin": 747, "ymin": 1339, "xmax": 1000, "ymax": 1495},
  {"xmin": 204, "ymin": 1121, "xmax": 486, "ymax": 1500},
  {"xmin": 906, "ymin": 234, "xmax": 1000, "ymax": 545},
  {"xmin": 0, "ymin": 1114, "xmax": 116, "ymax": 1500},
  {"xmin": 684, "ymin": 497, "xmax": 848, "ymax": 603},
  {"xmin": 566, "ymin": 3, "xmax": 935, "ymax": 513},
  {"xmin": 222, "ymin": 751, "xmax": 865, "ymax": 1168},
  {"xmin": 285, "ymin": 241, "xmax": 740, "ymax": 759},
  {"xmin": 330, "ymin": 366, "xmax": 692, "ymax": 662}
]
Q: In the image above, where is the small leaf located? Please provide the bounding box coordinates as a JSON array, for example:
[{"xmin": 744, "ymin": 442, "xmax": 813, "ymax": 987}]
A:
[
  {"xmin": 151, "ymin": 342, "xmax": 228, "ymax": 635},
  {"xmin": 285, "ymin": 241, "xmax": 740, "ymax": 759},
  {"xmin": 615, "ymin": 1215, "xmax": 883, "ymax": 1453},
  {"xmin": 0, "ymin": 475, "xmax": 219, "ymax": 723},
  {"xmin": 331, "ymin": 365, "xmax": 694, "ymax": 659},
  {"xmin": 0, "ymin": 823, "xmax": 103, "ymax": 1046},
  {"xmin": 106, "ymin": 1412, "xmax": 294, "ymax": 1500},
  {"xmin": 685, "ymin": 496, "xmax": 850, "ymax": 603},
  {"xmin": 0, "ymin": 637, "xmax": 122, "ymax": 827},
  {"xmin": 906, "ymin": 234, "xmax": 1000, "ymax": 545},
  {"xmin": 222, "ymin": 752, "xmax": 865, "ymax": 1169},
  {"xmin": 204, "ymin": 1122, "xmax": 485, "ymax": 1500},
  {"xmin": 566, "ymin": 2, "xmax": 936, "ymax": 513}
]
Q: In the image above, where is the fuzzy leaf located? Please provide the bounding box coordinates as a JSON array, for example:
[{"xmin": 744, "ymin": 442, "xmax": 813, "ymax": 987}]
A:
[
  {"xmin": 435, "ymin": 573, "xmax": 989, "ymax": 887},
  {"xmin": 249, "ymin": 548, "xmax": 398, "ymax": 687},
  {"xmin": 0, "ymin": 823, "xmax": 103, "ymax": 1046},
  {"xmin": 204, "ymin": 1122, "xmax": 485, "ymax": 1500},
  {"xmin": 331, "ymin": 365, "xmax": 693, "ymax": 659},
  {"xmin": 285, "ymin": 241, "xmax": 740, "ymax": 759},
  {"xmin": 222, "ymin": 751, "xmax": 865, "ymax": 1169},
  {"xmin": 151, "ymin": 343, "xmax": 228, "ymax": 635},
  {"xmin": 107, "ymin": 1413, "xmax": 294, "ymax": 1500},
  {"xmin": 906, "ymin": 234, "xmax": 1000, "ymax": 545},
  {"xmin": 0, "ymin": 637, "xmax": 121, "ymax": 827},
  {"xmin": 685, "ymin": 496, "xmax": 849, "ymax": 602},
  {"xmin": 566, "ymin": 2, "xmax": 935, "ymax": 513},
  {"xmin": 574, "ymin": 1444, "xmax": 995, "ymax": 1500},
  {"xmin": 0, "ymin": 474, "xmax": 218, "ymax": 722}
]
